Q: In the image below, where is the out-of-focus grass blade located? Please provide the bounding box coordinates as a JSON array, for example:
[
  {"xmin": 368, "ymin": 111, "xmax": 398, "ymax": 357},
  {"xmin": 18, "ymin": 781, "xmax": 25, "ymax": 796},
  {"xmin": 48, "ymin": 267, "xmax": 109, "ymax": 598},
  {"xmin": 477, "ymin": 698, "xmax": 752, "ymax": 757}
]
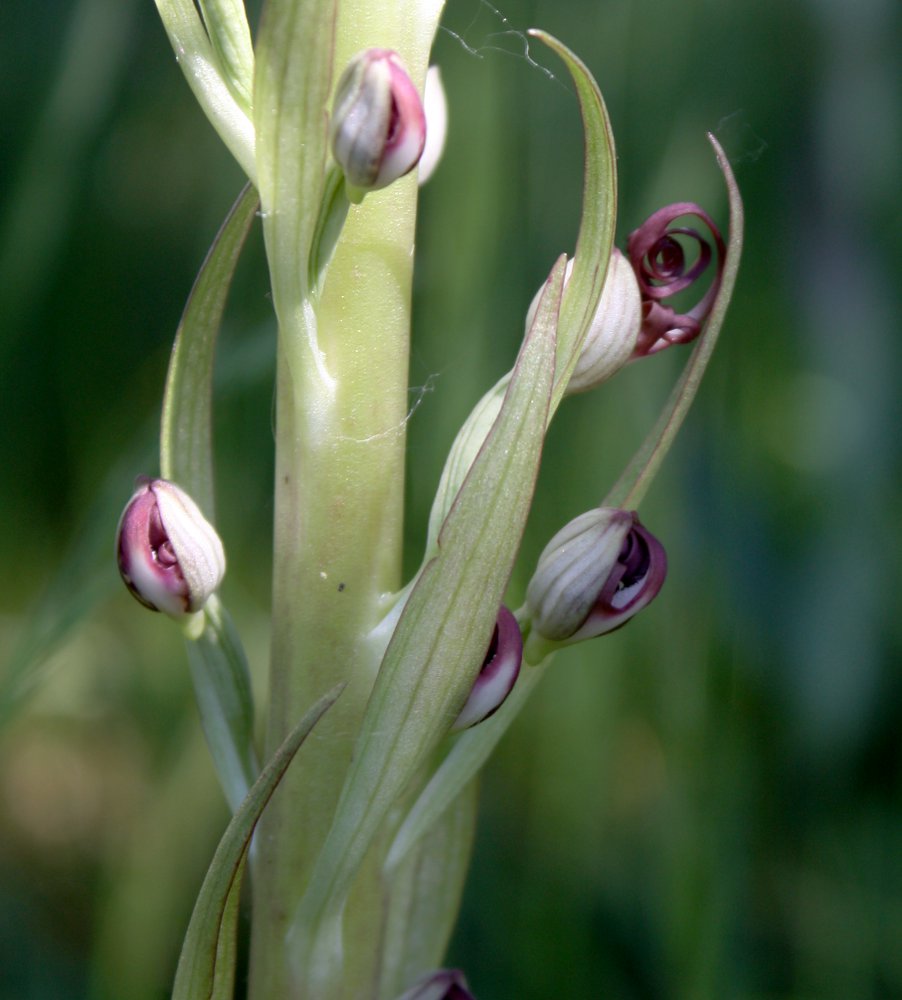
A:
[
  {"xmin": 292, "ymin": 257, "xmax": 565, "ymax": 953},
  {"xmin": 604, "ymin": 135, "xmax": 744, "ymax": 509},
  {"xmin": 171, "ymin": 684, "xmax": 344, "ymax": 1000}
]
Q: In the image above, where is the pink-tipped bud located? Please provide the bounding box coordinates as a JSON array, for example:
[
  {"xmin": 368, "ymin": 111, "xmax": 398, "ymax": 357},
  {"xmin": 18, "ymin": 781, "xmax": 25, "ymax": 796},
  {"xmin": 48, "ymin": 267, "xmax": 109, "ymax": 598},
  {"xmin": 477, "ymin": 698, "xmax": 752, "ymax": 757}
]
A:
[
  {"xmin": 397, "ymin": 969, "xmax": 476, "ymax": 1000},
  {"xmin": 526, "ymin": 508, "xmax": 667, "ymax": 645},
  {"xmin": 116, "ymin": 477, "xmax": 225, "ymax": 619},
  {"xmin": 330, "ymin": 48, "xmax": 426, "ymax": 192},
  {"xmin": 452, "ymin": 605, "xmax": 522, "ymax": 731}
]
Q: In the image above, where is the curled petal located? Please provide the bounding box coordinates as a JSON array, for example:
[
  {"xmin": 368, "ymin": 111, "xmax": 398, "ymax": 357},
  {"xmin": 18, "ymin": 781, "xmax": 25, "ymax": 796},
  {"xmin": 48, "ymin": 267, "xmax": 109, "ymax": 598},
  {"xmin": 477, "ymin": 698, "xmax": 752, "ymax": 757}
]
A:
[
  {"xmin": 452, "ymin": 605, "xmax": 522, "ymax": 730},
  {"xmin": 331, "ymin": 48, "xmax": 426, "ymax": 192},
  {"xmin": 627, "ymin": 202, "xmax": 725, "ymax": 357},
  {"xmin": 116, "ymin": 477, "xmax": 225, "ymax": 618}
]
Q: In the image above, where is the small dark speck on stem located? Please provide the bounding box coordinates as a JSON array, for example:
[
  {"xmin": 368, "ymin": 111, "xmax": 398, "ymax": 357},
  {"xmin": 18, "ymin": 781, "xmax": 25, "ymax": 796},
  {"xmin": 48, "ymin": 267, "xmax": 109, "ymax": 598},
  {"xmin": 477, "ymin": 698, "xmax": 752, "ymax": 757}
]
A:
[{"xmin": 338, "ymin": 582, "xmax": 345, "ymax": 592}]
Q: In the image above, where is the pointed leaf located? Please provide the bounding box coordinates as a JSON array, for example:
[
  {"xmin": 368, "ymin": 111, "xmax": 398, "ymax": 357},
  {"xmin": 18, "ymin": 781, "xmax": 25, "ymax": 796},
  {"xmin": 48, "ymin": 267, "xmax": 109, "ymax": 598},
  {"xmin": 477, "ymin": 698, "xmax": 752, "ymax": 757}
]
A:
[
  {"xmin": 386, "ymin": 661, "xmax": 547, "ymax": 872},
  {"xmin": 295, "ymin": 257, "xmax": 566, "ymax": 939},
  {"xmin": 171, "ymin": 684, "xmax": 344, "ymax": 1000},
  {"xmin": 421, "ymin": 34, "xmax": 616, "ymax": 549},
  {"xmin": 197, "ymin": 0, "xmax": 255, "ymax": 109},
  {"xmin": 529, "ymin": 31, "xmax": 617, "ymax": 409},
  {"xmin": 604, "ymin": 135, "xmax": 743, "ymax": 508},
  {"xmin": 160, "ymin": 182, "xmax": 258, "ymax": 517},
  {"xmin": 153, "ymin": 0, "xmax": 256, "ymax": 180},
  {"xmin": 377, "ymin": 780, "xmax": 477, "ymax": 999},
  {"xmin": 254, "ymin": 0, "xmax": 337, "ymax": 314}
]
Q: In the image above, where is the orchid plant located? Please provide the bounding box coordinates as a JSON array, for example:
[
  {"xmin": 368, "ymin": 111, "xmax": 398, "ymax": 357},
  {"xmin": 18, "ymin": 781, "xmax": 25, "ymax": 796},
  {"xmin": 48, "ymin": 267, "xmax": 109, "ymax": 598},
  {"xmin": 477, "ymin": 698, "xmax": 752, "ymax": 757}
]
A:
[{"xmin": 124, "ymin": 0, "xmax": 743, "ymax": 996}]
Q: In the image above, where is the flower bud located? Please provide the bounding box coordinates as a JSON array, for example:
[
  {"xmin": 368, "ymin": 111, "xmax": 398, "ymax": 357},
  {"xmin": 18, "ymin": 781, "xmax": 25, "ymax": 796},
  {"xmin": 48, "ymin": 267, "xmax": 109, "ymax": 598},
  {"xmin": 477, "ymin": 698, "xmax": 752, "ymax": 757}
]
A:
[
  {"xmin": 330, "ymin": 48, "xmax": 426, "ymax": 192},
  {"xmin": 418, "ymin": 66, "xmax": 448, "ymax": 185},
  {"xmin": 397, "ymin": 969, "xmax": 475, "ymax": 1000},
  {"xmin": 526, "ymin": 508, "xmax": 666, "ymax": 645},
  {"xmin": 525, "ymin": 250, "xmax": 641, "ymax": 393},
  {"xmin": 627, "ymin": 201, "xmax": 726, "ymax": 357},
  {"xmin": 116, "ymin": 477, "xmax": 225, "ymax": 618},
  {"xmin": 452, "ymin": 605, "xmax": 522, "ymax": 731}
]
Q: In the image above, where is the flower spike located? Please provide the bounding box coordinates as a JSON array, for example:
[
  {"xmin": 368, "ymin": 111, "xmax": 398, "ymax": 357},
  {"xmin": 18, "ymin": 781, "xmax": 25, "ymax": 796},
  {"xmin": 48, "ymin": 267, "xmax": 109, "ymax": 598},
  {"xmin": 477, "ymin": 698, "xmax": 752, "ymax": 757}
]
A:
[
  {"xmin": 452, "ymin": 605, "xmax": 522, "ymax": 731},
  {"xmin": 526, "ymin": 507, "xmax": 667, "ymax": 646},
  {"xmin": 330, "ymin": 48, "xmax": 427, "ymax": 194},
  {"xmin": 116, "ymin": 477, "xmax": 225, "ymax": 619},
  {"xmin": 627, "ymin": 202, "xmax": 726, "ymax": 357}
]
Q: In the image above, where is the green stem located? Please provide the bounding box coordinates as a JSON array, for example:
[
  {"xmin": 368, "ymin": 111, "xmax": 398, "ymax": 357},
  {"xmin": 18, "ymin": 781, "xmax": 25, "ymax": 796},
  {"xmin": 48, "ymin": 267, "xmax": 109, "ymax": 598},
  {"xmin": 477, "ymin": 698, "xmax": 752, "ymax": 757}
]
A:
[
  {"xmin": 248, "ymin": 182, "xmax": 416, "ymax": 998},
  {"xmin": 247, "ymin": 5, "xmax": 444, "ymax": 995}
]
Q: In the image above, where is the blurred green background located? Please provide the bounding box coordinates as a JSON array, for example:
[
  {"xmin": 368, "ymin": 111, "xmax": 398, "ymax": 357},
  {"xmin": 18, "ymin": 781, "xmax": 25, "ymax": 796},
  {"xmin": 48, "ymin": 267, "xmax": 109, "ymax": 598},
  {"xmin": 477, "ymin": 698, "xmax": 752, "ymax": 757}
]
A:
[{"xmin": 2, "ymin": 0, "xmax": 901, "ymax": 997}]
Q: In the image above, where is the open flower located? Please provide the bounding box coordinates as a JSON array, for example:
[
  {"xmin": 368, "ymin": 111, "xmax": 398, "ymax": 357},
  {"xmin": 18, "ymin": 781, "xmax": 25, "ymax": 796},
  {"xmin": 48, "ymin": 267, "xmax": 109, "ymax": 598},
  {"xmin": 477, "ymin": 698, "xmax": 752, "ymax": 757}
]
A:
[
  {"xmin": 627, "ymin": 202, "xmax": 726, "ymax": 357},
  {"xmin": 453, "ymin": 605, "xmax": 522, "ymax": 730},
  {"xmin": 116, "ymin": 477, "xmax": 225, "ymax": 618},
  {"xmin": 526, "ymin": 507, "xmax": 667, "ymax": 646},
  {"xmin": 330, "ymin": 48, "xmax": 426, "ymax": 192}
]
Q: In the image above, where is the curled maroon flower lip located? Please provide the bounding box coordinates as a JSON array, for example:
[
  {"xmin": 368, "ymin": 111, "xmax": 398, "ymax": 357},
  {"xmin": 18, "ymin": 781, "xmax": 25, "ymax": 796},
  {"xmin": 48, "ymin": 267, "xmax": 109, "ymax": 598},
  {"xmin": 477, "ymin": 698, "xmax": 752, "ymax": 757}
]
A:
[{"xmin": 627, "ymin": 201, "xmax": 726, "ymax": 357}]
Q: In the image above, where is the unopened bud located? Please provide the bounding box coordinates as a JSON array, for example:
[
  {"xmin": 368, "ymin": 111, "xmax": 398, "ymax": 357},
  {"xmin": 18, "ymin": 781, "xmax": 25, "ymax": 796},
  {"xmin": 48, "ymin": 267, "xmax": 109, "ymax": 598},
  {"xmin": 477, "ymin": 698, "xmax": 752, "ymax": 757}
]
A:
[
  {"xmin": 526, "ymin": 507, "xmax": 666, "ymax": 645},
  {"xmin": 330, "ymin": 48, "xmax": 426, "ymax": 192},
  {"xmin": 116, "ymin": 477, "xmax": 225, "ymax": 619},
  {"xmin": 397, "ymin": 969, "xmax": 475, "ymax": 1000},
  {"xmin": 526, "ymin": 250, "xmax": 641, "ymax": 393},
  {"xmin": 452, "ymin": 605, "xmax": 522, "ymax": 731},
  {"xmin": 418, "ymin": 66, "xmax": 448, "ymax": 185}
]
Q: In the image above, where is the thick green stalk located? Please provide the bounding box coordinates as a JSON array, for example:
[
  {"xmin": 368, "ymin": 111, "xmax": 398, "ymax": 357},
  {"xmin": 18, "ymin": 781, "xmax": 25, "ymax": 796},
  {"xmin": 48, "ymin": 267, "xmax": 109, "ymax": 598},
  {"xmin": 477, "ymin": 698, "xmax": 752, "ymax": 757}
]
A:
[
  {"xmin": 249, "ymin": 185, "xmax": 417, "ymax": 1000},
  {"xmin": 248, "ymin": 2, "xmax": 444, "ymax": 995}
]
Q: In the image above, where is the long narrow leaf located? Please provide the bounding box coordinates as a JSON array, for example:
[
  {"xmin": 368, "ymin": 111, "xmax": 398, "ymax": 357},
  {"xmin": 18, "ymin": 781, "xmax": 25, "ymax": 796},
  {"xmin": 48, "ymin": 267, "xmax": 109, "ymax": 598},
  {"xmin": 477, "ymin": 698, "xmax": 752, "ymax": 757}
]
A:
[
  {"xmin": 153, "ymin": 0, "xmax": 256, "ymax": 180},
  {"xmin": 421, "ymin": 33, "xmax": 617, "ymax": 552},
  {"xmin": 171, "ymin": 684, "xmax": 344, "ymax": 1000},
  {"xmin": 186, "ymin": 596, "xmax": 259, "ymax": 812},
  {"xmin": 254, "ymin": 0, "xmax": 337, "ymax": 314},
  {"xmin": 530, "ymin": 31, "xmax": 617, "ymax": 409},
  {"xmin": 158, "ymin": 183, "xmax": 260, "ymax": 808},
  {"xmin": 197, "ymin": 0, "xmax": 255, "ymax": 109},
  {"xmin": 160, "ymin": 182, "xmax": 258, "ymax": 516}
]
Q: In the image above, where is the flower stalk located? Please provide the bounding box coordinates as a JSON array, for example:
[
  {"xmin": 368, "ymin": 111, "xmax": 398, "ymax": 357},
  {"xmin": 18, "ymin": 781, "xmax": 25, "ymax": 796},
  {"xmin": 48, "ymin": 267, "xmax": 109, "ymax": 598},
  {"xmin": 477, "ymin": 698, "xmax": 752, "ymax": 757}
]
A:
[{"xmin": 133, "ymin": 1, "xmax": 742, "ymax": 996}]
